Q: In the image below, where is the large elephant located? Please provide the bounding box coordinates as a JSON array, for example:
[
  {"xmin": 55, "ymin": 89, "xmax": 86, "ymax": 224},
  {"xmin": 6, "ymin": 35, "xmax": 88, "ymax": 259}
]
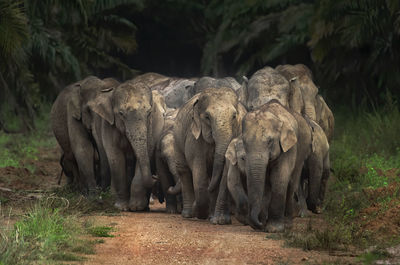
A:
[
  {"xmin": 51, "ymin": 76, "xmax": 119, "ymax": 194},
  {"xmin": 243, "ymin": 100, "xmax": 312, "ymax": 232},
  {"xmin": 275, "ymin": 64, "xmax": 318, "ymax": 121},
  {"xmin": 173, "ymin": 87, "xmax": 246, "ymax": 219},
  {"xmin": 86, "ymin": 79, "xmax": 166, "ymax": 211}
]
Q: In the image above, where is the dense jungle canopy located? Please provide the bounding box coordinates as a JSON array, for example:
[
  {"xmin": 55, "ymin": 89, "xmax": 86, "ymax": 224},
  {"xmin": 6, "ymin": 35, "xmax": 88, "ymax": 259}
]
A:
[{"xmin": 0, "ymin": 0, "xmax": 399, "ymax": 131}]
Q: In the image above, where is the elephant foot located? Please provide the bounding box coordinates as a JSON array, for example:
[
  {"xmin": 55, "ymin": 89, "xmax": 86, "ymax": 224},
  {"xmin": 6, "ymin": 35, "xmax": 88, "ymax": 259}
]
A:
[
  {"xmin": 181, "ymin": 208, "xmax": 193, "ymax": 218},
  {"xmin": 234, "ymin": 213, "xmax": 248, "ymax": 225},
  {"xmin": 129, "ymin": 199, "xmax": 149, "ymax": 212},
  {"xmin": 210, "ymin": 213, "xmax": 231, "ymax": 225},
  {"xmin": 298, "ymin": 208, "xmax": 310, "ymax": 218},
  {"xmin": 114, "ymin": 200, "xmax": 129, "ymax": 211},
  {"xmin": 165, "ymin": 204, "xmax": 178, "ymax": 214},
  {"xmin": 265, "ymin": 220, "xmax": 285, "ymax": 233}
]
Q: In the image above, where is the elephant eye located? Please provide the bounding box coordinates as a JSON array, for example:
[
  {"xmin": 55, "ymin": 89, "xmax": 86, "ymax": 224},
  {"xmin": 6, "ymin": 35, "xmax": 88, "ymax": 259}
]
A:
[
  {"xmin": 232, "ymin": 112, "xmax": 237, "ymax": 120},
  {"xmin": 204, "ymin": 113, "xmax": 210, "ymax": 121},
  {"xmin": 119, "ymin": 110, "xmax": 125, "ymax": 117}
]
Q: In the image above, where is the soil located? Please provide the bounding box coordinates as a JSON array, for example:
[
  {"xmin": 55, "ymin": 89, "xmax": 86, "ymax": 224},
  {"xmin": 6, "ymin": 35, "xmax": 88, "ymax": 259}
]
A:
[{"xmin": 0, "ymin": 145, "xmax": 363, "ymax": 265}]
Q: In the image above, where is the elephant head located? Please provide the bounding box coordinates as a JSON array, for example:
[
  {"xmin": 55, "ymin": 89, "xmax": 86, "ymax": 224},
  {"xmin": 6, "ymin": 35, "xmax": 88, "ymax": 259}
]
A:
[
  {"xmin": 190, "ymin": 87, "xmax": 246, "ymax": 192},
  {"xmin": 243, "ymin": 67, "xmax": 290, "ymax": 111},
  {"xmin": 242, "ymin": 101, "xmax": 298, "ymax": 229},
  {"xmin": 276, "ymin": 64, "xmax": 318, "ymax": 121},
  {"xmin": 68, "ymin": 76, "xmax": 120, "ymax": 129},
  {"xmin": 87, "ymin": 79, "xmax": 162, "ymax": 188}
]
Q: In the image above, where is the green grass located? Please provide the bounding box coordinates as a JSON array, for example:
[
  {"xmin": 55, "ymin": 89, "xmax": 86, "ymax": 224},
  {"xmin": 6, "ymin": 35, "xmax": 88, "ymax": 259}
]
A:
[
  {"xmin": 285, "ymin": 102, "xmax": 400, "ymax": 253},
  {"xmin": 0, "ymin": 198, "xmax": 113, "ymax": 264},
  {"xmin": 0, "ymin": 104, "xmax": 56, "ymax": 170}
]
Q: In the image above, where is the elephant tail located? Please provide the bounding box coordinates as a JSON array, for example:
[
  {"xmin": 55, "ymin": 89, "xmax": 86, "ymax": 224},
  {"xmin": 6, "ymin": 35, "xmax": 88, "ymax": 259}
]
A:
[{"xmin": 58, "ymin": 153, "xmax": 65, "ymax": 185}]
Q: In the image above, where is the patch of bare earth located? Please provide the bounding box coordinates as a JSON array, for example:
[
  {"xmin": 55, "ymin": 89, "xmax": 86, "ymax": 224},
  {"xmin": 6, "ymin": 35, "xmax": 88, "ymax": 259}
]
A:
[{"xmin": 84, "ymin": 203, "xmax": 353, "ymax": 265}]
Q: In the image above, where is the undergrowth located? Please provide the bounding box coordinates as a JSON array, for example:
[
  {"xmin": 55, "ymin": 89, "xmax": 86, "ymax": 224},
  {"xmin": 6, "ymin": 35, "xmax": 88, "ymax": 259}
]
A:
[
  {"xmin": 0, "ymin": 104, "xmax": 55, "ymax": 170},
  {"xmin": 0, "ymin": 198, "xmax": 114, "ymax": 264},
  {"xmin": 284, "ymin": 101, "xmax": 400, "ymax": 253}
]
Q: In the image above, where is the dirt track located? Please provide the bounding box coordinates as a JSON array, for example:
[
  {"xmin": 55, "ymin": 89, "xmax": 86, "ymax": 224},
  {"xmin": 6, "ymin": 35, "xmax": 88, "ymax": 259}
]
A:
[
  {"xmin": 84, "ymin": 203, "xmax": 348, "ymax": 265},
  {"xmin": 0, "ymin": 146, "xmax": 354, "ymax": 265}
]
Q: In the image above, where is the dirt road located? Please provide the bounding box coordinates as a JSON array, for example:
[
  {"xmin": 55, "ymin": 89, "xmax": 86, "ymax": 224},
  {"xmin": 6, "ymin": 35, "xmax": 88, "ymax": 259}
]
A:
[{"xmin": 85, "ymin": 203, "xmax": 346, "ymax": 265}]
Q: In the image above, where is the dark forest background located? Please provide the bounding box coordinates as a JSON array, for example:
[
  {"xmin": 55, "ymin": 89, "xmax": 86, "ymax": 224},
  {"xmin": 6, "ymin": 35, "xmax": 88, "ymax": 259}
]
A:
[{"xmin": 1, "ymin": 0, "xmax": 399, "ymax": 131}]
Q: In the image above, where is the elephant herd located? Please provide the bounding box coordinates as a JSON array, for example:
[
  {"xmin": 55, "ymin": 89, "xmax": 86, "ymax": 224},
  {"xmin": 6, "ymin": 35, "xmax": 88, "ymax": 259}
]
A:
[{"xmin": 51, "ymin": 64, "xmax": 334, "ymax": 233}]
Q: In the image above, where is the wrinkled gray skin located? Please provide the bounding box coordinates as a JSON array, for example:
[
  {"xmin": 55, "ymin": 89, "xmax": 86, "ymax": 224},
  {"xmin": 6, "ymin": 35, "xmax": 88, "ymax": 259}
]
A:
[
  {"xmin": 315, "ymin": 95, "xmax": 334, "ymax": 142},
  {"xmin": 243, "ymin": 100, "xmax": 312, "ymax": 233},
  {"xmin": 87, "ymin": 80, "xmax": 166, "ymax": 211},
  {"xmin": 275, "ymin": 64, "xmax": 319, "ymax": 121},
  {"xmin": 239, "ymin": 67, "xmax": 290, "ymax": 111},
  {"xmin": 51, "ymin": 76, "xmax": 119, "ymax": 194},
  {"xmin": 297, "ymin": 118, "xmax": 330, "ymax": 217},
  {"xmin": 151, "ymin": 78, "xmax": 197, "ymax": 108},
  {"xmin": 155, "ymin": 108, "xmax": 182, "ymax": 213},
  {"xmin": 193, "ymin": 76, "xmax": 241, "ymax": 95},
  {"xmin": 173, "ymin": 87, "xmax": 245, "ymax": 219}
]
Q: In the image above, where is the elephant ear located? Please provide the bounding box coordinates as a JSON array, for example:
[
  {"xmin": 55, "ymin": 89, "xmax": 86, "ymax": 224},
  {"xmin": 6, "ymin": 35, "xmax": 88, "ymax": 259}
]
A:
[
  {"xmin": 279, "ymin": 118, "xmax": 298, "ymax": 152},
  {"xmin": 225, "ymin": 138, "xmax": 238, "ymax": 165},
  {"xmin": 68, "ymin": 84, "xmax": 82, "ymax": 120},
  {"xmin": 191, "ymin": 98, "xmax": 201, "ymax": 140},
  {"xmin": 88, "ymin": 87, "xmax": 115, "ymax": 125}
]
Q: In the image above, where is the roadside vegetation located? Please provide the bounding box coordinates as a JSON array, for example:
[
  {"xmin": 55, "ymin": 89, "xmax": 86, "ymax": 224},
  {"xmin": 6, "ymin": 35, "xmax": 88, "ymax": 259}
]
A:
[
  {"xmin": 0, "ymin": 198, "xmax": 114, "ymax": 264},
  {"xmin": 283, "ymin": 99, "xmax": 400, "ymax": 262}
]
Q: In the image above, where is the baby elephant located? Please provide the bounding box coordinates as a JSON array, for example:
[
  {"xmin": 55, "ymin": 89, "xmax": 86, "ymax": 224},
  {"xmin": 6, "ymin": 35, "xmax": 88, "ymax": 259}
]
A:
[
  {"xmin": 155, "ymin": 109, "xmax": 182, "ymax": 213},
  {"xmin": 296, "ymin": 118, "xmax": 330, "ymax": 216}
]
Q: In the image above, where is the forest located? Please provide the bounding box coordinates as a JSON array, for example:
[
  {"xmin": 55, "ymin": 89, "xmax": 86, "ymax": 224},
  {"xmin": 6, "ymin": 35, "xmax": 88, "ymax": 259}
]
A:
[{"xmin": 0, "ymin": 0, "xmax": 400, "ymax": 264}]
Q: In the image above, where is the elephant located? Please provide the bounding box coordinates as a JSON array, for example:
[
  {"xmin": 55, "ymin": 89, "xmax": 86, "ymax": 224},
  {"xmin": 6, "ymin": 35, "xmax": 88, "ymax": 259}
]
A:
[
  {"xmin": 51, "ymin": 76, "xmax": 119, "ymax": 194},
  {"xmin": 173, "ymin": 87, "xmax": 246, "ymax": 219},
  {"xmin": 151, "ymin": 78, "xmax": 197, "ymax": 108},
  {"xmin": 315, "ymin": 95, "xmax": 334, "ymax": 142},
  {"xmin": 154, "ymin": 108, "xmax": 183, "ymax": 213},
  {"xmin": 86, "ymin": 79, "xmax": 166, "ymax": 211},
  {"xmin": 242, "ymin": 100, "xmax": 312, "ymax": 232},
  {"xmin": 192, "ymin": 76, "xmax": 241, "ymax": 95},
  {"xmin": 296, "ymin": 117, "xmax": 330, "ymax": 216},
  {"xmin": 238, "ymin": 66, "xmax": 290, "ymax": 111},
  {"xmin": 275, "ymin": 64, "xmax": 318, "ymax": 122}
]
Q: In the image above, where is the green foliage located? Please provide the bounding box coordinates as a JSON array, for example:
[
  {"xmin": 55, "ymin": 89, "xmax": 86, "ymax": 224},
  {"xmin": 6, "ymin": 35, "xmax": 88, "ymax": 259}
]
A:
[
  {"xmin": 87, "ymin": 226, "xmax": 114, "ymax": 237},
  {"xmin": 0, "ymin": 104, "xmax": 55, "ymax": 169},
  {"xmin": 0, "ymin": 198, "xmax": 115, "ymax": 264}
]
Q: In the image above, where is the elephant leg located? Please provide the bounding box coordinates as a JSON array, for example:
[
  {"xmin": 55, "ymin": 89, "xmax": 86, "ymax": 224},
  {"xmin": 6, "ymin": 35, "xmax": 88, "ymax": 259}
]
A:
[
  {"xmin": 318, "ymin": 154, "xmax": 330, "ymax": 211},
  {"xmin": 176, "ymin": 153, "xmax": 194, "ymax": 218},
  {"xmin": 211, "ymin": 164, "xmax": 231, "ymax": 225},
  {"xmin": 296, "ymin": 172, "xmax": 309, "ymax": 217},
  {"xmin": 266, "ymin": 152, "xmax": 295, "ymax": 233},
  {"xmin": 192, "ymin": 158, "xmax": 210, "ymax": 219},
  {"xmin": 92, "ymin": 125, "xmax": 111, "ymax": 190},
  {"xmin": 285, "ymin": 159, "xmax": 305, "ymax": 227},
  {"xmin": 102, "ymin": 128, "xmax": 129, "ymax": 211},
  {"xmin": 227, "ymin": 165, "xmax": 248, "ymax": 224},
  {"xmin": 68, "ymin": 118, "xmax": 96, "ymax": 195},
  {"xmin": 306, "ymin": 155, "xmax": 323, "ymax": 213},
  {"xmin": 156, "ymin": 154, "xmax": 177, "ymax": 214},
  {"xmin": 129, "ymin": 163, "xmax": 150, "ymax": 211}
]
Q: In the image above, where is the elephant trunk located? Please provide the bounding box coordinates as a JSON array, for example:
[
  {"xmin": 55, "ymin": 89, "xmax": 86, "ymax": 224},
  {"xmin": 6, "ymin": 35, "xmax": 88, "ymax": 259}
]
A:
[
  {"xmin": 126, "ymin": 123, "xmax": 156, "ymax": 189},
  {"xmin": 167, "ymin": 179, "xmax": 181, "ymax": 195},
  {"xmin": 208, "ymin": 138, "xmax": 232, "ymax": 192},
  {"xmin": 247, "ymin": 155, "xmax": 268, "ymax": 230},
  {"xmin": 304, "ymin": 100, "xmax": 316, "ymax": 121}
]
